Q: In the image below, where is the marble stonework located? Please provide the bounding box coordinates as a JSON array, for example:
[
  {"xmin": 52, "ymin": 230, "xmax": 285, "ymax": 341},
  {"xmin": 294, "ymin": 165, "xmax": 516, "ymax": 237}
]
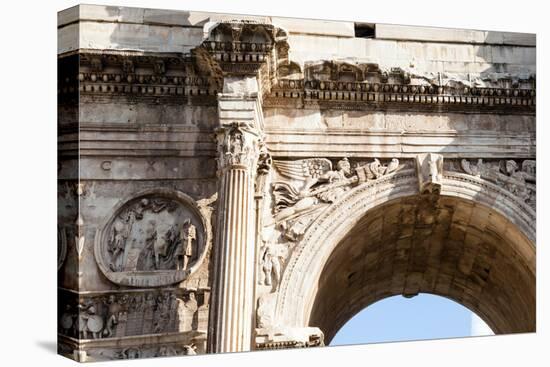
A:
[{"xmin": 57, "ymin": 4, "xmax": 535, "ymax": 362}]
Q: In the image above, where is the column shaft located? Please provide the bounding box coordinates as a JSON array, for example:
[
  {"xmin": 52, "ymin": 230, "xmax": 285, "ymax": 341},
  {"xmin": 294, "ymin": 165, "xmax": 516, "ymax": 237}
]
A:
[{"xmin": 217, "ymin": 167, "xmax": 254, "ymax": 351}]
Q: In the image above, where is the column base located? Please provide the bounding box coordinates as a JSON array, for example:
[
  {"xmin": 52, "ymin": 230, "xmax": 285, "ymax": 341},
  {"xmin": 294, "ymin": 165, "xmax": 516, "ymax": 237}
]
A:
[{"xmin": 254, "ymin": 327, "xmax": 324, "ymax": 350}]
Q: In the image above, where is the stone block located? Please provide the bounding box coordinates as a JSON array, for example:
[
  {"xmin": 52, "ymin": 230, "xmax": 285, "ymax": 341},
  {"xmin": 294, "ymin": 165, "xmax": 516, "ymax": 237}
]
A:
[
  {"xmin": 287, "ymin": 34, "xmax": 341, "ymax": 64},
  {"xmin": 473, "ymin": 45, "xmax": 493, "ymax": 63},
  {"xmin": 272, "ymin": 17, "xmax": 354, "ymax": 37},
  {"xmin": 143, "ymin": 9, "xmax": 196, "ymax": 26},
  {"xmin": 57, "ymin": 5, "xmax": 79, "ymax": 27},
  {"xmin": 78, "ymin": 22, "xmax": 203, "ymax": 53},
  {"xmin": 375, "ymin": 23, "xmax": 486, "ymax": 44},
  {"xmin": 491, "ymin": 45, "xmax": 536, "ymax": 65},
  {"xmin": 57, "ymin": 23, "xmax": 79, "ymax": 54},
  {"xmin": 485, "ymin": 31, "xmax": 536, "ymax": 46}
]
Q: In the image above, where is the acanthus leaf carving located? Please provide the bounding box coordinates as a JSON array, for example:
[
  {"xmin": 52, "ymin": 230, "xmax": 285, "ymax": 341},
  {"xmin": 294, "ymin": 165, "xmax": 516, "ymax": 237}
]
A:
[{"xmin": 215, "ymin": 122, "xmax": 261, "ymax": 171}]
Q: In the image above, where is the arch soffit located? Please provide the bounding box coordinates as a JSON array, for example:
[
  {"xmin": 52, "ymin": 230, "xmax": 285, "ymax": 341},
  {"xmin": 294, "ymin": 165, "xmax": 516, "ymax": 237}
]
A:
[{"xmin": 274, "ymin": 169, "xmax": 536, "ymax": 327}]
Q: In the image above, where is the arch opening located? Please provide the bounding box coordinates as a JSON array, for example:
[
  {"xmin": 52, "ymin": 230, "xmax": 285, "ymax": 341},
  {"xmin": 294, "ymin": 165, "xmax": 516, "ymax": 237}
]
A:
[
  {"xmin": 330, "ymin": 293, "xmax": 494, "ymax": 346},
  {"xmin": 307, "ymin": 194, "xmax": 535, "ymax": 345}
]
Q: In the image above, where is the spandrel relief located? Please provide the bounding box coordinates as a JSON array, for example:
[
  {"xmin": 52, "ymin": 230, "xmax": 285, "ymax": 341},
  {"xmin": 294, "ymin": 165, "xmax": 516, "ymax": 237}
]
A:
[
  {"xmin": 457, "ymin": 158, "xmax": 536, "ymax": 209},
  {"xmin": 270, "ymin": 157, "xmax": 400, "ymax": 239},
  {"xmin": 95, "ymin": 192, "xmax": 209, "ymax": 287}
]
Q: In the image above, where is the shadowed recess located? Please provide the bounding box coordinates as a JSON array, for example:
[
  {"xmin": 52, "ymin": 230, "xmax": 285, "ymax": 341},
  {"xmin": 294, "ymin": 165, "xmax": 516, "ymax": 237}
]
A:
[{"xmin": 309, "ymin": 195, "xmax": 535, "ymax": 344}]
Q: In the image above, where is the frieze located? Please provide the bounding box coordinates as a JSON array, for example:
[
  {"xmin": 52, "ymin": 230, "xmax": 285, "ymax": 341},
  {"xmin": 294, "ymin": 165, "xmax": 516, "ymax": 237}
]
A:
[
  {"xmin": 58, "ymin": 288, "xmax": 210, "ymax": 340},
  {"xmin": 94, "ymin": 190, "xmax": 211, "ymax": 287},
  {"xmin": 58, "ymin": 329, "xmax": 204, "ymax": 362},
  {"xmin": 265, "ymin": 84, "xmax": 536, "ymax": 113}
]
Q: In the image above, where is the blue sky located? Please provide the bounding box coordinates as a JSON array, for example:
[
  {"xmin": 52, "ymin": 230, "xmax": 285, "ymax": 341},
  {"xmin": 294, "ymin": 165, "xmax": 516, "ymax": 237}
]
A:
[{"xmin": 330, "ymin": 293, "xmax": 493, "ymax": 346}]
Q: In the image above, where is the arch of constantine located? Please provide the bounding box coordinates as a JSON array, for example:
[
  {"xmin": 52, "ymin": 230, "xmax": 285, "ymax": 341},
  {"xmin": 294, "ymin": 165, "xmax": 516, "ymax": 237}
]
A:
[{"xmin": 57, "ymin": 4, "xmax": 536, "ymax": 361}]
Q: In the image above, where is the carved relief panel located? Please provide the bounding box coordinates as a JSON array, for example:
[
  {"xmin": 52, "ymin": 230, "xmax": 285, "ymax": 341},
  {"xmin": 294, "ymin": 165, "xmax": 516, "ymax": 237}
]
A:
[
  {"xmin": 58, "ymin": 288, "xmax": 210, "ymax": 340},
  {"xmin": 457, "ymin": 158, "xmax": 536, "ymax": 209},
  {"xmin": 95, "ymin": 190, "xmax": 210, "ymax": 287}
]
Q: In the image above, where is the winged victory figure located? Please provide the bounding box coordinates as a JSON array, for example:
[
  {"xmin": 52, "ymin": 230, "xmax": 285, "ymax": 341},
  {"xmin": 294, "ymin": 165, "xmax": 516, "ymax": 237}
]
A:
[{"xmin": 272, "ymin": 158, "xmax": 353, "ymax": 222}]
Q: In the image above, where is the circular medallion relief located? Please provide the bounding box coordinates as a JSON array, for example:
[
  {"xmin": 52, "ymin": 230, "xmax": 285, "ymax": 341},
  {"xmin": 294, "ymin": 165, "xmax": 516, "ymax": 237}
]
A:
[{"xmin": 95, "ymin": 190, "xmax": 208, "ymax": 287}]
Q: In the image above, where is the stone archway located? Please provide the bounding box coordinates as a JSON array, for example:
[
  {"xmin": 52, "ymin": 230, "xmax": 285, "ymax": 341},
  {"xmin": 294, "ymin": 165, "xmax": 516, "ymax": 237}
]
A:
[{"xmin": 274, "ymin": 168, "xmax": 535, "ymax": 344}]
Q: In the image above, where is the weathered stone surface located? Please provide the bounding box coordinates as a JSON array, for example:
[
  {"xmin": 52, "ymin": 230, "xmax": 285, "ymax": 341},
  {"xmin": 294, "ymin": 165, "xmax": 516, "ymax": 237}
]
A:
[
  {"xmin": 272, "ymin": 16, "xmax": 354, "ymax": 37},
  {"xmin": 375, "ymin": 23, "xmax": 535, "ymax": 46},
  {"xmin": 309, "ymin": 194, "xmax": 534, "ymax": 342},
  {"xmin": 57, "ymin": 5, "xmax": 535, "ymax": 362}
]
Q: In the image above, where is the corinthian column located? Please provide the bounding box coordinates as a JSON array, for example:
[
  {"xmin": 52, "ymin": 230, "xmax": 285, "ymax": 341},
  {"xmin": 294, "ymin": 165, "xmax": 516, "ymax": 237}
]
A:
[{"xmin": 208, "ymin": 77, "xmax": 264, "ymax": 353}]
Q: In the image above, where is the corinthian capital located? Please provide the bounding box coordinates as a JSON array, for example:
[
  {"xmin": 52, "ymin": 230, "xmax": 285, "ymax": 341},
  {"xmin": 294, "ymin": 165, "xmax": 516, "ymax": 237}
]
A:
[{"xmin": 216, "ymin": 122, "xmax": 261, "ymax": 172}]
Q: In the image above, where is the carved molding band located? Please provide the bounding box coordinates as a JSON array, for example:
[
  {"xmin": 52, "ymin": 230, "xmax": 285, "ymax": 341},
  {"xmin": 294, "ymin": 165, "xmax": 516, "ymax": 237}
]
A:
[
  {"xmin": 62, "ymin": 51, "xmax": 536, "ymax": 113},
  {"xmin": 255, "ymin": 326, "xmax": 324, "ymax": 350},
  {"xmin": 265, "ymin": 61, "xmax": 536, "ymax": 113},
  {"xmin": 94, "ymin": 189, "xmax": 210, "ymax": 287}
]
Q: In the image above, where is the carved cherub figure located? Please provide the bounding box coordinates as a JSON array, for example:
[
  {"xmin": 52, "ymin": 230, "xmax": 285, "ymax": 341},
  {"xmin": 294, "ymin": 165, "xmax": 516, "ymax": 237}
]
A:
[{"xmin": 60, "ymin": 304, "xmax": 75, "ymax": 336}]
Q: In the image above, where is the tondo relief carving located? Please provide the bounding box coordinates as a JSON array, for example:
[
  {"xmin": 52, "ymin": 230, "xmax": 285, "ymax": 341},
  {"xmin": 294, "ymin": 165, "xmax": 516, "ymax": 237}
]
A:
[{"xmin": 95, "ymin": 190, "xmax": 210, "ymax": 287}]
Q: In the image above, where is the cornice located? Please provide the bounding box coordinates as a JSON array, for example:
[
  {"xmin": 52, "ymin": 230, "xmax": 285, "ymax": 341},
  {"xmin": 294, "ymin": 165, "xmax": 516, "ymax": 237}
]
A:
[{"xmin": 58, "ymin": 22, "xmax": 536, "ymax": 114}]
